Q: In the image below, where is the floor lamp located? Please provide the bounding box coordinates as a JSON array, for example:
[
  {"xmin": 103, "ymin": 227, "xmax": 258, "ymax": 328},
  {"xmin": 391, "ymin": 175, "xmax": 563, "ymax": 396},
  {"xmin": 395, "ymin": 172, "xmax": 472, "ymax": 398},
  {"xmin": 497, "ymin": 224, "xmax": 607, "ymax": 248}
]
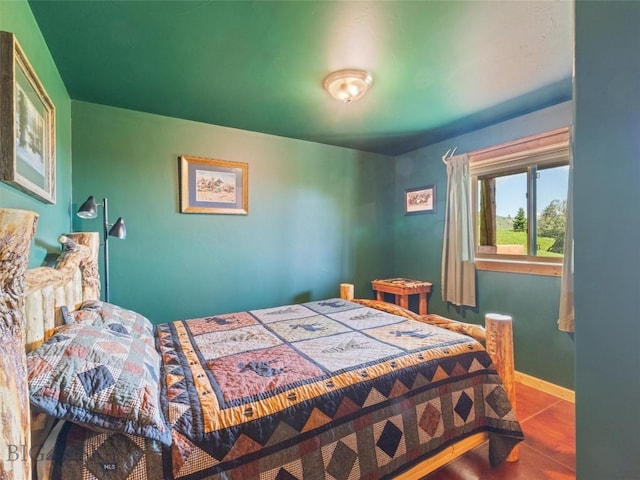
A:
[{"xmin": 77, "ymin": 196, "xmax": 126, "ymax": 302}]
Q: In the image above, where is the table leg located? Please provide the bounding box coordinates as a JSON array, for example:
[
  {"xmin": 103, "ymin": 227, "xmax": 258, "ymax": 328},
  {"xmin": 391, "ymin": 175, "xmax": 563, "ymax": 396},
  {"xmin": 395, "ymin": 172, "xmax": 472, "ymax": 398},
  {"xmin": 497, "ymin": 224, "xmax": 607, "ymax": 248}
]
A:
[
  {"xmin": 419, "ymin": 293, "xmax": 427, "ymax": 315},
  {"xmin": 376, "ymin": 291, "xmax": 384, "ymax": 302},
  {"xmin": 398, "ymin": 295, "xmax": 409, "ymax": 310}
]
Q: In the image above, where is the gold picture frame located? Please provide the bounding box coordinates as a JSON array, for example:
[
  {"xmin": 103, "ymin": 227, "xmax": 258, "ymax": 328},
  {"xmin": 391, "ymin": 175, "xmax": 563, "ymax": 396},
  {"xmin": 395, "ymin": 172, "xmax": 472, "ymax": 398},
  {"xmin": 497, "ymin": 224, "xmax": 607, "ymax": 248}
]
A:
[
  {"xmin": 0, "ymin": 31, "xmax": 56, "ymax": 204},
  {"xmin": 179, "ymin": 155, "xmax": 248, "ymax": 215}
]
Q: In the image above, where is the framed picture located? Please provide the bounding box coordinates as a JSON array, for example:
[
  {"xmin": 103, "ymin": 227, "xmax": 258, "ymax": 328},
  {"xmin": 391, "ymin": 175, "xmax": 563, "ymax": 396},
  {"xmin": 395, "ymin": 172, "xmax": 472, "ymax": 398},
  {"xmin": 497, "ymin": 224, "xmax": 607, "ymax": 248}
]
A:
[
  {"xmin": 179, "ymin": 155, "xmax": 248, "ymax": 214},
  {"xmin": 0, "ymin": 31, "xmax": 56, "ymax": 204},
  {"xmin": 405, "ymin": 184, "xmax": 436, "ymax": 215}
]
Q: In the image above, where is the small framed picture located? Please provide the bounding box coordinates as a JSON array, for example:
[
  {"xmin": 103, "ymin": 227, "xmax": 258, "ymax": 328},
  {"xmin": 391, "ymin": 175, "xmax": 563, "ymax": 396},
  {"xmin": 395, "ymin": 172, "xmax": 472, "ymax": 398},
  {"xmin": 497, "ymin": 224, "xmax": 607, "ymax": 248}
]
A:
[
  {"xmin": 405, "ymin": 184, "xmax": 436, "ymax": 215},
  {"xmin": 179, "ymin": 155, "xmax": 248, "ymax": 215},
  {"xmin": 0, "ymin": 31, "xmax": 56, "ymax": 204}
]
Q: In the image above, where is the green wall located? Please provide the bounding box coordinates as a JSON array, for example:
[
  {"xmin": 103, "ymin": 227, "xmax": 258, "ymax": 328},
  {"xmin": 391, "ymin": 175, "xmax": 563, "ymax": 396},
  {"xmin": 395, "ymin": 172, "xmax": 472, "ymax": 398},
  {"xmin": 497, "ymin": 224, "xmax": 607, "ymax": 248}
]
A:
[
  {"xmin": 574, "ymin": 2, "xmax": 640, "ymax": 478},
  {"xmin": 393, "ymin": 101, "xmax": 575, "ymax": 389},
  {"xmin": 0, "ymin": 0, "xmax": 72, "ymax": 265},
  {"xmin": 71, "ymin": 101, "xmax": 394, "ymax": 324}
]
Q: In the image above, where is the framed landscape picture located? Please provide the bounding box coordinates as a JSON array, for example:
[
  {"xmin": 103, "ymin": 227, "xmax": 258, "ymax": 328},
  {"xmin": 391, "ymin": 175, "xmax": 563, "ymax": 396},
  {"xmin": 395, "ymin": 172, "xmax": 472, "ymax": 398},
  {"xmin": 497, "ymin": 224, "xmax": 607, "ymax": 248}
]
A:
[
  {"xmin": 0, "ymin": 31, "xmax": 56, "ymax": 204},
  {"xmin": 179, "ymin": 155, "xmax": 248, "ymax": 214},
  {"xmin": 405, "ymin": 184, "xmax": 436, "ymax": 215}
]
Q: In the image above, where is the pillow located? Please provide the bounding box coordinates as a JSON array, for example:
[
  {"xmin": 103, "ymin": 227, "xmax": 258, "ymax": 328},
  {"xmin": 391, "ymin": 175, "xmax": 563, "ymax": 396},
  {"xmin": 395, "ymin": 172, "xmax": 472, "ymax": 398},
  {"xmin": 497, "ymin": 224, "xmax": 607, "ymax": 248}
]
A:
[
  {"xmin": 61, "ymin": 306, "xmax": 100, "ymax": 325},
  {"xmin": 350, "ymin": 298, "xmax": 422, "ymax": 321},
  {"xmin": 27, "ymin": 321, "xmax": 171, "ymax": 445},
  {"xmin": 63, "ymin": 301, "xmax": 154, "ymax": 339}
]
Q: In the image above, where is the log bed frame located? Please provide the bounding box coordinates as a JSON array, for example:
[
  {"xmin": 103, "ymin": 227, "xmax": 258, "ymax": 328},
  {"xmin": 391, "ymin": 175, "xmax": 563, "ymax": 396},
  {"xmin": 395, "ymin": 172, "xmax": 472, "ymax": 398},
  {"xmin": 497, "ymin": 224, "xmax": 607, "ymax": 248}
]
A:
[{"xmin": 0, "ymin": 208, "xmax": 517, "ymax": 480}]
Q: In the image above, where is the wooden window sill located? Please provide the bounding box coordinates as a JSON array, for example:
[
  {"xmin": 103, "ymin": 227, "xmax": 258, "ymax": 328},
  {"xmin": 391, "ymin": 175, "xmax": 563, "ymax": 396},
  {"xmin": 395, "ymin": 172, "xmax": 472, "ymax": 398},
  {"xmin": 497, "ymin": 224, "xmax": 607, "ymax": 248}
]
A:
[{"xmin": 475, "ymin": 259, "xmax": 562, "ymax": 277}]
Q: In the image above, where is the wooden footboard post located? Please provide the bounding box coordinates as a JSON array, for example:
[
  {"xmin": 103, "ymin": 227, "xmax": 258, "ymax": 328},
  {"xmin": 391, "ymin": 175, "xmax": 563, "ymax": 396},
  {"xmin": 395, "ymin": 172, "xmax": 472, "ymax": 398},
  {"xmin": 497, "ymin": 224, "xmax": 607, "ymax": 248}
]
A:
[
  {"xmin": 0, "ymin": 209, "xmax": 38, "ymax": 480},
  {"xmin": 485, "ymin": 313, "xmax": 519, "ymax": 462},
  {"xmin": 340, "ymin": 283, "xmax": 354, "ymax": 301}
]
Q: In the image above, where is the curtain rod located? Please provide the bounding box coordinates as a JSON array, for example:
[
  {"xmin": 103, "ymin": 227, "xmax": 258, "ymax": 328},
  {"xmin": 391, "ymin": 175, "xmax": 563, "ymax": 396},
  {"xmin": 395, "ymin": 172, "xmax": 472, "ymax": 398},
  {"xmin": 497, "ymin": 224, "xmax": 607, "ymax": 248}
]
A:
[{"xmin": 441, "ymin": 126, "xmax": 570, "ymax": 165}]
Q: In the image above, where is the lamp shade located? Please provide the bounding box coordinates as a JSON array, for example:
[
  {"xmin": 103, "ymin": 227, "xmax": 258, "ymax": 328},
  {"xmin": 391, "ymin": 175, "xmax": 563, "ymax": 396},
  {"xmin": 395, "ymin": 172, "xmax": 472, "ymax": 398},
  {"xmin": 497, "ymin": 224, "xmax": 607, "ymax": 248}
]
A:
[
  {"xmin": 108, "ymin": 217, "xmax": 127, "ymax": 239},
  {"xmin": 77, "ymin": 196, "xmax": 98, "ymax": 219}
]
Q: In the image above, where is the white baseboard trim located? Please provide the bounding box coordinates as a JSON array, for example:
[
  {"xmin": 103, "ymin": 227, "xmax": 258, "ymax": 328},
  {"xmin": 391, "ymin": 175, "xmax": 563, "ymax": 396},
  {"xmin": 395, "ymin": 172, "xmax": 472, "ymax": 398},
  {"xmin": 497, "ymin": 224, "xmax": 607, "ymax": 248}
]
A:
[{"xmin": 515, "ymin": 371, "xmax": 575, "ymax": 403}]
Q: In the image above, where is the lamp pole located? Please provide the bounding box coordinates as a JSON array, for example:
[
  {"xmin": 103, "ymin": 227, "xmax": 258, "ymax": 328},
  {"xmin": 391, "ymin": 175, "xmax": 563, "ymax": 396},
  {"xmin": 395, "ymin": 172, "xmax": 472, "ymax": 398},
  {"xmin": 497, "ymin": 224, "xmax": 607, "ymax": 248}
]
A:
[{"xmin": 102, "ymin": 197, "xmax": 111, "ymax": 303}]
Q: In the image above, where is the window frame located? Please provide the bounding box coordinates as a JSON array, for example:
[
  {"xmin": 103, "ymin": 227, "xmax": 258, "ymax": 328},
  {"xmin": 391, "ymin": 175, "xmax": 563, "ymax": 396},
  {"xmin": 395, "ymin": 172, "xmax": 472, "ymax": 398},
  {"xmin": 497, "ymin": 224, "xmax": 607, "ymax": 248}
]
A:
[{"xmin": 468, "ymin": 127, "xmax": 570, "ymax": 276}]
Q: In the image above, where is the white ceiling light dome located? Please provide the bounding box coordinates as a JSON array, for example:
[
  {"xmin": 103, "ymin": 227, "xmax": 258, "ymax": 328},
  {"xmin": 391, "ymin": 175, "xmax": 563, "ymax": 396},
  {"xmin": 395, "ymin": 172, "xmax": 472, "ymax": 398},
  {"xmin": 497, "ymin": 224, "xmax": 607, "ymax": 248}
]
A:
[{"xmin": 323, "ymin": 69, "xmax": 373, "ymax": 103}]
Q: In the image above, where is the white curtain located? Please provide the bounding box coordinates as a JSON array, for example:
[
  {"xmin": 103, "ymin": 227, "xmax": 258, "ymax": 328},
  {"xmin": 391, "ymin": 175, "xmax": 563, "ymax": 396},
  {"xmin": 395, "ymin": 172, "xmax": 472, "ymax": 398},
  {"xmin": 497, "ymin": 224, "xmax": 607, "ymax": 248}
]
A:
[
  {"xmin": 558, "ymin": 157, "xmax": 574, "ymax": 332},
  {"xmin": 441, "ymin": 153, "xmax": 476, "ymax": 307}
]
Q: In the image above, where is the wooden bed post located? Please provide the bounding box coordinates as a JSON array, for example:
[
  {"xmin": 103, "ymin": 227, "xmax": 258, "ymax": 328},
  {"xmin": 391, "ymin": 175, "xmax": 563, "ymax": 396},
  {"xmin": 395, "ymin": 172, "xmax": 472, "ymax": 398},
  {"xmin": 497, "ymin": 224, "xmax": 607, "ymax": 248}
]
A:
[
  {"xmin": 485, "ymin": 313, "xmax": 519, "ymax": 462},
  {"xmin": 340, "ymin": 283, "xmax": 354, "ymax": 301},
  {"xmin": 64, "ymin": 232, "xmax": 101, "ymax": 301},
  {"xmin": 0, "ymin": 209, "xmax": 38, "ymax": 480}
]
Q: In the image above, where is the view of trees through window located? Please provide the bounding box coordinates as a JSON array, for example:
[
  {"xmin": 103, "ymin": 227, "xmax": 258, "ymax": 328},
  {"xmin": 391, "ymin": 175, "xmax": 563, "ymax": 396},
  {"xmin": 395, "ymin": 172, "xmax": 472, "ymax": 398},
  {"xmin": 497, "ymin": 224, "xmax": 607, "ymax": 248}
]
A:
[{"xmin": 476, "ymin": 164, "xmax": 569, "ymax": 258}]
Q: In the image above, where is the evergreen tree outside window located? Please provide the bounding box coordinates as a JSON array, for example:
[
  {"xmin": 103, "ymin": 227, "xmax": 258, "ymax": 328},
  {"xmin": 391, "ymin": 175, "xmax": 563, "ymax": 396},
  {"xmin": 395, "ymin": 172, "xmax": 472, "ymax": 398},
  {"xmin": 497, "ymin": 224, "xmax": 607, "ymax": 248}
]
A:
[{"xmin": 513, "ymin": 208, "xmax": 526, "ymax": 232}]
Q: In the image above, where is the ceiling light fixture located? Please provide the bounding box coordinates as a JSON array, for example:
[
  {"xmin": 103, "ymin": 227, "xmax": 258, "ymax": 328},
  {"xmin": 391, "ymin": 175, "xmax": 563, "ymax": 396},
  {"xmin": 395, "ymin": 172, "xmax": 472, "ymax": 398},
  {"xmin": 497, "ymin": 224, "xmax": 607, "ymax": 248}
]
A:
[{"xmin": 323, "ymin": 69, "xmax": 373, "ymax": 103}]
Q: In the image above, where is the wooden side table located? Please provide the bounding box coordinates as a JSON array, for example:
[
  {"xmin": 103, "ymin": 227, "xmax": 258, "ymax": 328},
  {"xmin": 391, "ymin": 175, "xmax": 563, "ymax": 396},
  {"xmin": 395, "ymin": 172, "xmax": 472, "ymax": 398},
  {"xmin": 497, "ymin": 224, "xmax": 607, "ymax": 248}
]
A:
[{"xmin": 371, "ymin": 278, "xmax": 433, "ymax": 315}]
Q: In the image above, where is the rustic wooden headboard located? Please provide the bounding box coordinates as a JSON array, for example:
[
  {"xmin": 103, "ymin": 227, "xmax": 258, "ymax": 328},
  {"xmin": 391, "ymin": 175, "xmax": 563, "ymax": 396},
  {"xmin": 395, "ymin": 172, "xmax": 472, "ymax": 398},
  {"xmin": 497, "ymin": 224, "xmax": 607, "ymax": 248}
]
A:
[{"xmin": 0, "ymin": 208, "xmax": 99, "ymax": 480}]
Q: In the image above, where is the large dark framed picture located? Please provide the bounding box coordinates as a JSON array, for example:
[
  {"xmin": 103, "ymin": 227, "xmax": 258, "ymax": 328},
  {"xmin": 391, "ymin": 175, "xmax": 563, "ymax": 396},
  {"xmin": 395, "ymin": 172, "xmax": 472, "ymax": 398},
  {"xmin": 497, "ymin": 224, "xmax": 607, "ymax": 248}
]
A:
[
  {"xmin": 0, "ymin": 31, "xmax": 56, "ymax": 204},
  {"xmin": 405, "ymin": 184, "xmax": 436, "ymax": 215},
  {"xmin": 179, "ymin": 155, "xmax": 248, "ymax": 215}
]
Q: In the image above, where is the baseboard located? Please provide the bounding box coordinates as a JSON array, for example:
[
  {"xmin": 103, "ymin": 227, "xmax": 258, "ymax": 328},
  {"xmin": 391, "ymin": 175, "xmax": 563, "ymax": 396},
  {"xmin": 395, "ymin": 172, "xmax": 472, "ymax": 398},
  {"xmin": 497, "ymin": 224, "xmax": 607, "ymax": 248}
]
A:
[{"xmin": 515, "ymin": 371, "xmax": 575, "ymax": 403}]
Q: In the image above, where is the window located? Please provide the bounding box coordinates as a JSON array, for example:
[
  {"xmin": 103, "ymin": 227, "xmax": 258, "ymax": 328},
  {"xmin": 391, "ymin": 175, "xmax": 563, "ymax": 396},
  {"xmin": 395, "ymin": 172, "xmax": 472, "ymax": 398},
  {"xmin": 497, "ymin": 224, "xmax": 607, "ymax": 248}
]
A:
[{"xmin": 469, "ymin": 128, "xmax": 570, "ymax": 276}]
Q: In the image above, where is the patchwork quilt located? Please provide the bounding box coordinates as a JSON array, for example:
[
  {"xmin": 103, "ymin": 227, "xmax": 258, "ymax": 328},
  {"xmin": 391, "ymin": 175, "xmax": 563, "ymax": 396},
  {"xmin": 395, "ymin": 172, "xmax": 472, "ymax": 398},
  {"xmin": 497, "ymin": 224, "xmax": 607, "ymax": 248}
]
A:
[{"xmin": 43, "ymin": 299, "xmax": 523, "ymax": 480}]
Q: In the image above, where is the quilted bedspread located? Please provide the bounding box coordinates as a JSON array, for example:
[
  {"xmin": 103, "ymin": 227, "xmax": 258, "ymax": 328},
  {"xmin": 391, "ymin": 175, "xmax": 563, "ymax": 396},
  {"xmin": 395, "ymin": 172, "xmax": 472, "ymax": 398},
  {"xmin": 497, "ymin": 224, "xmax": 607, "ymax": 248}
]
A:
[{"xmin": 45, "ymin": 299, "xmax": 523, "ymax": 480}]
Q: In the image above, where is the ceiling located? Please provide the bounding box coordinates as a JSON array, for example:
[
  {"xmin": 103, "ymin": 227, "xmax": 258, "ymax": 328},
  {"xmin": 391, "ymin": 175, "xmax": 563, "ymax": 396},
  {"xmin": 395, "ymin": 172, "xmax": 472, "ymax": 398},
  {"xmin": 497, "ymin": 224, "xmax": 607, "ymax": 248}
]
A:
[{"xmin": 28, "ymin": 0, "xmax": 572, "ymax": 156}]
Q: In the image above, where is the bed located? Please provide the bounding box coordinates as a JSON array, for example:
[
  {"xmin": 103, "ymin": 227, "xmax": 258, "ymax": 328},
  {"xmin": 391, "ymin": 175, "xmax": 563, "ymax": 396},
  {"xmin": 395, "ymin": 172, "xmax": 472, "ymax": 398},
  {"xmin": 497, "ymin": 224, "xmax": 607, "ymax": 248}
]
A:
[{"xmin": 0, "ymin": 208, "xmax": 523, "ymax": 480}]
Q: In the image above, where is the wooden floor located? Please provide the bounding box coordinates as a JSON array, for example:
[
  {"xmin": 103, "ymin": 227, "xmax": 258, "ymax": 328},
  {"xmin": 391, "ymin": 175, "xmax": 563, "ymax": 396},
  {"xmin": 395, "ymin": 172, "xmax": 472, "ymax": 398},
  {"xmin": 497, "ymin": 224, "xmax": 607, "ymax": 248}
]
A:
[{"xmin": 423, "ymin": 382, "xmax": 575, "ymax": 479}]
